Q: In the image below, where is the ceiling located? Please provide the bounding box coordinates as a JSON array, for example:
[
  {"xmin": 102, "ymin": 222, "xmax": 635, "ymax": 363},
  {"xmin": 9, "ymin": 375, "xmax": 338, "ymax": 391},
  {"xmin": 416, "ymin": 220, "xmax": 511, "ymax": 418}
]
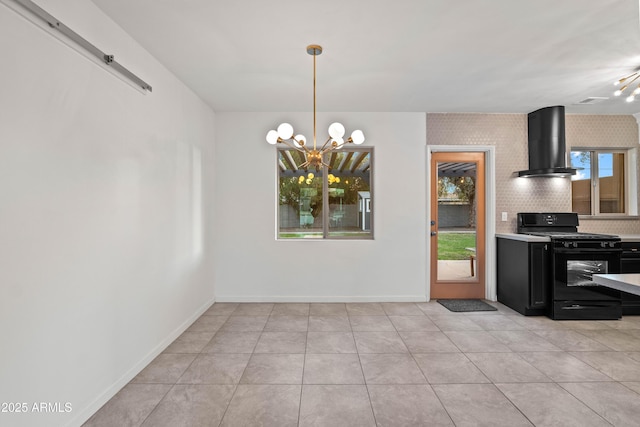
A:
[{"xmin": 91, "ymin": 0, "xmax": 640, "ymax": 115}]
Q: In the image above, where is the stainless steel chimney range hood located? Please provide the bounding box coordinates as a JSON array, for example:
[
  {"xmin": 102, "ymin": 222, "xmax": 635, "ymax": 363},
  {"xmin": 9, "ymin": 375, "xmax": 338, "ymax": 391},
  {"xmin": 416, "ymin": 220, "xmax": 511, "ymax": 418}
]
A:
[{"xmin": 517, "ymin": 106, "xmax": 577, "ymax": 177}]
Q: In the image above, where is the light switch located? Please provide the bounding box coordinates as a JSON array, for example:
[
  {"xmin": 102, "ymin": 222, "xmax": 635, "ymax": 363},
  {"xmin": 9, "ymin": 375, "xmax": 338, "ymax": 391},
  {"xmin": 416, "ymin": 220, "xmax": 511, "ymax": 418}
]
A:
[{"xmin": 501, "ymin": 212, "xmax": 508, "ymax": 221}]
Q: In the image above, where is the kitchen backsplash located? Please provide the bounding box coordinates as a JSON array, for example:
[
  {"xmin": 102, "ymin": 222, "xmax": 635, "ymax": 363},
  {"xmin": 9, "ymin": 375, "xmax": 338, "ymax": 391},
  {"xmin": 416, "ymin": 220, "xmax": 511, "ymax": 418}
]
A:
[{"xmin": 427, "ymin": 113, "xmax": 640, "ymax": 235}]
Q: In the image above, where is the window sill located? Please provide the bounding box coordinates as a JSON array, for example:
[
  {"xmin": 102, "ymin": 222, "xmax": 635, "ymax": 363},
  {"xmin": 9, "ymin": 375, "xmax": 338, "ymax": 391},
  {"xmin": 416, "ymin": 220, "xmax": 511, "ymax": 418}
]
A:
[{"xmin": 578, "ymin": 215, "xmax": 640, "ymax": 220}]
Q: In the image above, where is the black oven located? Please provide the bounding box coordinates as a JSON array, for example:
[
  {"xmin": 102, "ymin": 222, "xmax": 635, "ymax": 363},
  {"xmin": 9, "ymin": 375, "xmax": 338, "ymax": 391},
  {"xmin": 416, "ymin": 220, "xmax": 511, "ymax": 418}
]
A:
[
  {"xmin": 552, "ymin": 242, "xmax": 622, "ymax": 319},
  {"xmin": 517, "ymin": 212, "xmax": 622, "ymax": 320}
]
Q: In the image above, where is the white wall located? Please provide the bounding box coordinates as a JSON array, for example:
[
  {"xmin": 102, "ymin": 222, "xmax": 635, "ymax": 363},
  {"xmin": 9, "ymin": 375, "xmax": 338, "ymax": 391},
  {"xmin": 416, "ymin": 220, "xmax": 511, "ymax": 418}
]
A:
[
  {"xmin": 0, "ymin": 2, "xmax": 216, "ymax": 426},
  {"xmin": 214, "ymin": 112, "xmax": 426, "ymax": 301}
]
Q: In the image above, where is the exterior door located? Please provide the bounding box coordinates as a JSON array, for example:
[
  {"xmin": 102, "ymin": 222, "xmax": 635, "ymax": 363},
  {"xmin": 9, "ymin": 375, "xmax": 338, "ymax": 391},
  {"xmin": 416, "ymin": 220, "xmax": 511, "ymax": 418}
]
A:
[{"xmin": 430, "ymin": 151, "xmax": 485, "ymax": 299}]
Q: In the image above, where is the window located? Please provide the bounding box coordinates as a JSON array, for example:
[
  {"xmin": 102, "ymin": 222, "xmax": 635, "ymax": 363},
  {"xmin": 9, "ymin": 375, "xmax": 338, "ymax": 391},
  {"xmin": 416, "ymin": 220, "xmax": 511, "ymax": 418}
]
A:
[
  {"xmin": 277, "ymin": 147, "xmax": 373, "ymax": 239},
  {"xmin": 570, "ymin": 149, "xmax": 629, "ymax": 216}
]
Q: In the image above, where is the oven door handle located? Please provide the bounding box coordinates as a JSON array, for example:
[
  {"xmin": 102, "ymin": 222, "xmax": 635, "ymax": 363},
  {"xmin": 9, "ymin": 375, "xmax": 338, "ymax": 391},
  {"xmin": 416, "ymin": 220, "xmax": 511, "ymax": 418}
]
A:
[
  {"xmin": 561, "ymin": 303, "xmax": 619, "ymax": 310},
  {"xmin": 554, "ymin": 248, "xmax": 622, "ymax": 254}
]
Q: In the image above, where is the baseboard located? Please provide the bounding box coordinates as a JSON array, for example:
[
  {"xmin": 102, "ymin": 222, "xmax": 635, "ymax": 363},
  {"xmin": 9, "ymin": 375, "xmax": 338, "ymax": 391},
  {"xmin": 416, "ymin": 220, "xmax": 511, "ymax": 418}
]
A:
[
  {"xmin": 68, "ymin": 296, "xmax": 215, "ymax": 427},
  {"xmin": 214, "ymin": 295, "xmax": 427, "ymax": 303}
]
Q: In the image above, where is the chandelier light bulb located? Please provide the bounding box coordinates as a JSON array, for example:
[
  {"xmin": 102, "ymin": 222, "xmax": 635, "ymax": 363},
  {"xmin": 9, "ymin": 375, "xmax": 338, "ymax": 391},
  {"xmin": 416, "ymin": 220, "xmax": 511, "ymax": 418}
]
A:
[
  {"xmin": 614, "ymin": 89, "xmax": 623, "ymax": 96},
  {"xmin": 351, "ymin": 130, "xmax": 365, "ymax": 145},
  {"xmin": 266, "ymin": 130, "xmax": 279, "ymax": 145},
  {"xmin": 332, "ymin": 137, "xmax": 345, "ymax": 148},
  {"xmin": 277, "ymin": 123, "xmax": 294, "ymax": 140},
  {"xmin": 627, "ymin": 95, "xmax": 635, "ymax": 102},
  {"xmin": 328, "ymin": 122, "xmax": 346, "ymax": 139},
  {"xmin": 294, "ymin": 134, "xmax": 306, "ymax": 148}
]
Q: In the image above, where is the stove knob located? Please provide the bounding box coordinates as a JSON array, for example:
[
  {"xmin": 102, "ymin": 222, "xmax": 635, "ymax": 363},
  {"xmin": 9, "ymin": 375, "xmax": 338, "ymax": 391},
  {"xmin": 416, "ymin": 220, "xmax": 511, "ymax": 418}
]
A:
[
  {"xmin": 564, "ymin": 242, "xmax": 570, "ymax": 248},
  {"xmin": 610, "ymin": 242, "xmax": 616, "ymax": 248},
  {"xmin": 573, "ymin": 242, "xmax": 578, "ymax": 248}
]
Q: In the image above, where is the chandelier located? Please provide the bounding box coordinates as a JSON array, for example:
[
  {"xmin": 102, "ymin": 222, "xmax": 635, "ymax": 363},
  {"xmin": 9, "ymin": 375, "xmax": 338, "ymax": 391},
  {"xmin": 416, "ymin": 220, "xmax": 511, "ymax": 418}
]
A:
[
  {"xmin": 265, "ymin": 45, "xmax": 365, "ymax": 169},
  {"xmin": 613, "ymin": 71, "xmax": 640, "ymax": 102}
]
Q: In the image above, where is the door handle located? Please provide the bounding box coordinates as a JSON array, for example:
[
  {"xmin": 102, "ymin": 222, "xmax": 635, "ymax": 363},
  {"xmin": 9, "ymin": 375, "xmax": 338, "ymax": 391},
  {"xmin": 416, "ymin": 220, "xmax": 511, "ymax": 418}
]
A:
[{"xmin": 430, "ymin": 231, "xmax": 437, "ymax": 236}]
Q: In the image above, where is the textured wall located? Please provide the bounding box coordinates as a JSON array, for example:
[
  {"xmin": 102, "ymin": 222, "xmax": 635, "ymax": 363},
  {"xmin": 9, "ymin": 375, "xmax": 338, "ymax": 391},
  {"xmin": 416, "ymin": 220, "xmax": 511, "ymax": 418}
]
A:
[{"xmin": 427, "ymin": 113, "xmax": 640, "ymax": 234}]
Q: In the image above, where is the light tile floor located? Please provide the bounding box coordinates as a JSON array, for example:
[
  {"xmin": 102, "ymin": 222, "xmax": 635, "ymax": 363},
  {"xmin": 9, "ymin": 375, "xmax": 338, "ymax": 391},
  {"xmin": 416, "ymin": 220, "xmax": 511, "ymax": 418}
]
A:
[{"xmin": 83, "ymin": 302, "xmax": 640, "ymax": 426}]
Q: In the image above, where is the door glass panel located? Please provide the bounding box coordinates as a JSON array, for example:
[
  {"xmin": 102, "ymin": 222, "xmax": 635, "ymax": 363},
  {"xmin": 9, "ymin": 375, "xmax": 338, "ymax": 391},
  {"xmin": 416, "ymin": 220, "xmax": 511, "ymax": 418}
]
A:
[{"xmin": 436, "ymin": 162, "xmax": 477, "ymax": 281}]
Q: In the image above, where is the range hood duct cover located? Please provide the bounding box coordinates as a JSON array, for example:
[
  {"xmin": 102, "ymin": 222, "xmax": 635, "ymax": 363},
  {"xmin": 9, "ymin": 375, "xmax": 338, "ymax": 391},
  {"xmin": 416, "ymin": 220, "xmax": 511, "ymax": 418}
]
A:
[{"xmin": 518, "ymin": 106, "xmax": 577, "ymax": 177}]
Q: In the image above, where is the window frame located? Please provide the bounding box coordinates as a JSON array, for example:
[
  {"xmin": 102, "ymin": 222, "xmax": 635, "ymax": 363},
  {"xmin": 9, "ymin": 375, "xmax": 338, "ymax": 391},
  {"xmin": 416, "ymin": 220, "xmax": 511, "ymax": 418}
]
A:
[
  {"xmin": 570, "ymin": 147, "xmax": 636, "ymax": 218},
  {"xmin": 276, "ymin": 146, "xmax": 374, "ymax": 240}
]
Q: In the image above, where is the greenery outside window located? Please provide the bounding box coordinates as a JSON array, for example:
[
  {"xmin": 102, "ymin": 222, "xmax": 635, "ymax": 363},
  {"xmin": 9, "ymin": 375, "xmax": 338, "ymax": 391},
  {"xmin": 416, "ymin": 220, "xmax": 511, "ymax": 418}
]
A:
[
  {"xmin": 278, "ymin": 147, "xmax": 373, "ymax": 239},
  {"xmin": 570, "ymin": 149, "xmax": 629, "ymax": 216}
]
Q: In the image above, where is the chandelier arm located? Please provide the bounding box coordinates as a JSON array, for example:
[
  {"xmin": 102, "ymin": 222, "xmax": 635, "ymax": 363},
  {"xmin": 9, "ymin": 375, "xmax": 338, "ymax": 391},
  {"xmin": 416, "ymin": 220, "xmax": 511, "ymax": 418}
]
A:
[
  {"xmin": 278, "ymin": 139, "xmax": 308, "ymax": 154},
  {"xmin": 617, "ymin": 72, "xmax": 639, "ymax": 85},
  {"xmin": 619, "ymin": 74, "xmax": 640, "ymax": 93},
  {"xmin": 317, "ymin": 148, "xmax": 337, "ymax": 168},
  {"xmin": 319, "ymin": 136, "xmax": 334, "ymax": 152},
  {"xmin": 628, "ymin": 74, "xmax": 640, "ymax": 86}
]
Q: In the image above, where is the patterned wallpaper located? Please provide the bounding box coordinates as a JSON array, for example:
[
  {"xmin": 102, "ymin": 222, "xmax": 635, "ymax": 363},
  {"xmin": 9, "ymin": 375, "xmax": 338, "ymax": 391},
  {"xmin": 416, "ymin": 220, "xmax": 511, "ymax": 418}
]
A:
[{"xmin": 426, "ymin": 113, "xmax": 640, "ymax": 234}]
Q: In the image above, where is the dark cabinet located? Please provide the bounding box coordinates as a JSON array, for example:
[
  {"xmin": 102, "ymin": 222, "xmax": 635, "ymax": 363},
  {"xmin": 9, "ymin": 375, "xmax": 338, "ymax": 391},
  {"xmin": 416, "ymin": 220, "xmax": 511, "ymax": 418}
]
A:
[
  {"xmin": 497, "ymin": 238, "xmax": 549, "ymax": 315},
  {"xmin": 621, "ymin": 241, "xmax": 640, "ymax": 315}
]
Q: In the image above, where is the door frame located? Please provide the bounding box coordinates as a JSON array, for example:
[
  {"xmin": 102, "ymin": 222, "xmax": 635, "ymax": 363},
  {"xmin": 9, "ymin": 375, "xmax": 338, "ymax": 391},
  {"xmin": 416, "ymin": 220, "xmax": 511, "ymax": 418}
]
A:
[{"xmin": 426, "ymin": 145, "xmax": 496, "ymax": 301}]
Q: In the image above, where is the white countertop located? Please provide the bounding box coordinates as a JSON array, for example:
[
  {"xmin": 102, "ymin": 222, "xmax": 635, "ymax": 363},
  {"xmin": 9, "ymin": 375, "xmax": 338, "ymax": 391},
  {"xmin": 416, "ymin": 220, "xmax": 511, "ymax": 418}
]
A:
[
  {"xmin": 592, "ymin": 274, "xmax": 640, "ymax": 296},
  {"xmin": 495, "ymin": 233, "xmax": 550, "ymax": 242},
  {"xmin": 619, "ymin": 235, "xmax": 640, "ymax": 242}
]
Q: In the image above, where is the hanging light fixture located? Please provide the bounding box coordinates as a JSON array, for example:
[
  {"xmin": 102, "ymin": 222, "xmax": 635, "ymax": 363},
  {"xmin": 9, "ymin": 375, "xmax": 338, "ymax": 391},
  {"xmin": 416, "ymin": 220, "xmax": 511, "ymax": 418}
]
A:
[
  {"xmin": 613, "ymin": 71, "xmax": 640, "ymax": 102},
  {"xmin": 265, "ymin": 45, "xmax": 365, "ymax": 169}
]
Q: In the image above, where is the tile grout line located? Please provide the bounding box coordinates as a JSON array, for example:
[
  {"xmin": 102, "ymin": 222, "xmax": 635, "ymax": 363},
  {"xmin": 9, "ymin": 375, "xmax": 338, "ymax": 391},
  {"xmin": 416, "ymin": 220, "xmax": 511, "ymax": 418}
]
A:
[
  {"xmin": 352, "ymin": 312, "xmax": 378, "ymax": 427},
  {"xmin": 555, "ymin": 382, "xmax": 617, "ymax": 426},
  {"xmin": 297, "ymin": 320, "xmax": 308, "ymax": 427},
  {"xmin": 398, "ymin": 305, "xmax": 458, "ymax": 426},
  {"xmin": 203, "ymin": 315, "xmax": 235, "ymax": 427},
  {"xmin": 138, "ymin": 306, "xmax": 224, "ymax": 427},
  {"xmin": 215, "ymin": 303, "xmax": 272, "ymax": 426}
]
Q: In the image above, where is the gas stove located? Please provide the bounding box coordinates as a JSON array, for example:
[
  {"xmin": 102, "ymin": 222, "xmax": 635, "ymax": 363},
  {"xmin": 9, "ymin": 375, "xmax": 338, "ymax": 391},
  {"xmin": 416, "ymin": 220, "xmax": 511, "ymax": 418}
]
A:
[
  {"xmin": 517, "ymin": 213, "xmax": 620, "ymax": 240},
  {"xmin": 517, "ymin": 213, "xmax": 620, "ymax": 249},
  {"xmin": 516, "ymin": 212, "xmax": 622, "ymax": 320}
]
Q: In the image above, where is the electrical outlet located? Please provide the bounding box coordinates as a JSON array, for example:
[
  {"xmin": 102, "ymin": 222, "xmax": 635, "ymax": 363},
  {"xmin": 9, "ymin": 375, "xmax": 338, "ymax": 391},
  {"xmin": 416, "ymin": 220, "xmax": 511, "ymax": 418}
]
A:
[{"xmin": 501, "ymin": 212, "xmax": 508, "ymax": 222}]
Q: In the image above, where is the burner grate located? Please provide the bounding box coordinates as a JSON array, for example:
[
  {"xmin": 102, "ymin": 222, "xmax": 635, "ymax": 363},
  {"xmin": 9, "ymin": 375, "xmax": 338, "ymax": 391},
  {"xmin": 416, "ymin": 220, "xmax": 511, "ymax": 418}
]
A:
[{"xmin": 525, "ymin": 232, "xmax": 620, "ymax": 241}]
